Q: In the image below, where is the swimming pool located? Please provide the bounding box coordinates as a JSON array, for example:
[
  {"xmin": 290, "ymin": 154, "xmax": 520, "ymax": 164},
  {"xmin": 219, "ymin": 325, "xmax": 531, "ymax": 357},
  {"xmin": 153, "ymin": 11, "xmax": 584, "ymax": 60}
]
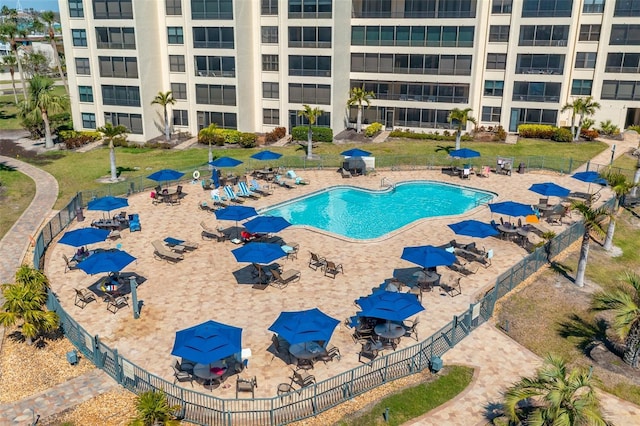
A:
[{"xmin": 263, "ymin": 181, "xmax": 495, "ymax": 239}]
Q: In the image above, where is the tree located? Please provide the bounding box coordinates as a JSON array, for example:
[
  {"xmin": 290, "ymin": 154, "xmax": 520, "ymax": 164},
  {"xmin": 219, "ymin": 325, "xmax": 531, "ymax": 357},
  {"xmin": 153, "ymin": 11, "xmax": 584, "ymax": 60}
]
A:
[
  {"xmin": 151, "ymin": 91, "xmax": 176, "ymax": 142},
  {"xmin": 40, "ymin": 10, "xmax": 68, "ymax": 94},
  {"xmin": 97, "ymin": 123, "xmax": 129, "ymax": 182},
  {"xmin": 562, "ymin": 97, "xmax": 601, "ymax": 141},
  {"xmin": 298, "ymin": 104, "xmax": 324, "ymax": 160},
  {"xmin": 447, "ymin": 108, "xmax": 476, "ymax": 151},
  {"xmin": 347, "ymin": 86, "xmax": 375, "ymax": 134},
  {"xmin": 572, "ymin": 202, "xmax": 609, "ymax": 288},
  {"xmin": 21, "ymin": 50, "xmax": 49, "ymax": 78},
  {"xmin": 600, "ymin": 170, "xmax": 634, "ymax": 251},
  {"xmin": 0, "ymin": 265, "xmax": 58, "ymax": 345},
  {"xmin": 129, "ymin": 390, "xmax": 181, "ymax": 426},
  {"xmin": 0, "ymin": 10, "xmax": 29, "ymax": 100},
  {"xmin": 502, "ymin": 354, "xmax": 609, "ymax": 425},
  {"xmin": 593, "ymin": 272, "xmax": 640, "ymax": 369},
  {"xmin": 0, "ymin": 53, "xmax": 19, "ymax": 104},
  {"xmin": 19, "ymin": 75, "xmax": 67, "ymax": 148}
]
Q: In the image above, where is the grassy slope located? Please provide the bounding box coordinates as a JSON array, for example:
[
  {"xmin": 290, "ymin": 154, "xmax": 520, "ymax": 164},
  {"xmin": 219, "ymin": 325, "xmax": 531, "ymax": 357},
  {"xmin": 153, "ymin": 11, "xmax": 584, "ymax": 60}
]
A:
[{"xmin": 0, "ymin": 168, "xmax": 36, "ymax": 240}]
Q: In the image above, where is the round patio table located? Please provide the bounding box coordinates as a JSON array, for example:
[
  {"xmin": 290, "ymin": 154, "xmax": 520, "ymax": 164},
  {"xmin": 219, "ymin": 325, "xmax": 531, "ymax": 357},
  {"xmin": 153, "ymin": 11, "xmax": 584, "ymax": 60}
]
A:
[
  {"xmin": 289, "ymin": 342, "xmax": 327, "ymax": 360},
  {"xmin": 193, "ymin": 360, "xmax": 228, "ymax": 380},
  {"xmin": 374, "ymin": 322, "xmax": 406, "ymax": 340}
]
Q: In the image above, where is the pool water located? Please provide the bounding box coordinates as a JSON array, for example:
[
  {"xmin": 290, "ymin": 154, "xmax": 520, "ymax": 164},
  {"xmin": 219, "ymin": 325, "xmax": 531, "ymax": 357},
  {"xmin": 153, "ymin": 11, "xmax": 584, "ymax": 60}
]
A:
[{"xmin": 263, "ymin": 181, "xmax": 494, "ymax": 239}]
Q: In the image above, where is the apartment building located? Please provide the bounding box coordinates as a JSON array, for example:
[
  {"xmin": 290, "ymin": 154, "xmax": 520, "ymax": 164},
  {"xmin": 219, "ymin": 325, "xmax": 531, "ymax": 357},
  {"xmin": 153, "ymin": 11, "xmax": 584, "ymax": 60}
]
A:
[{"xmin": 58, "ymin": 0, "xmax": 640, "ymax": 142}]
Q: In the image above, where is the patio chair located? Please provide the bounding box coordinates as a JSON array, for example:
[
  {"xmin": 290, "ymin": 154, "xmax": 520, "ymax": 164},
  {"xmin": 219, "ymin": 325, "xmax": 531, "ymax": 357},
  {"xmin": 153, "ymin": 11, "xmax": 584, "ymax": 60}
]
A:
[
  {"xmin": 201, "ymin": 180, "xmax": 213, "ymax": 190},
  {"xmin": 236, "ymin": 376, "xmax": 257, "ymax": 398},
  {"xmin": 177, "ymin": 359, "xmax": 195, "ymax": 374},
  {"xmin": 200, "ymin": 221, "xmax": 227, "ymax": 242},
  {"xmin": 128, "ymin": 214, "xmax": 141, "ymax": 232},
  {"xmin": 324, "ymin": 260, "xmax": 343, "ymax": 278},
  {"xmin": 308, "ymin": 252, "xmax": 327, "ymax": 271},
  {"xmin": 480, "ymin": 165, "xmax": 491, "ymax": 177},
  {"xmin": 461, "ymin": 166, "xmax": 471, "ymax": 179},
  {"xmin": 275, "ymin": 175, "xmax": 295, "ymax": 189},
  {"xmin": 104, "ymin": 293, "xmax": 129, "ymax": 314},
  {"xmin": 210, "ymin": 189, "xmax": 229, "ymax": 207},
  {"xmin": 172, "ymin": 363, "xmax": 193, "ymax": 386},
  {"xmin": 250, "ymin": 179, "xmax": 273, "ymax": 196},
  {"xmin": 74, "ymin": 288, "xmax": 96, "ymax": 308},
  {"xmin": 537, "ymin": 198, "xmax": 549, "ymax": 208},
  {"xmin": 443, "ymin": 277, "xmax": 462, "ymax": 297},
  {"xmin": 352, "ymin": 326, "xmax": 374, "ymax": 344},
  {"xmin": 271, "ymin": 268, "xmax": 301, "ymax": 288},
  {"xmin": 340, "ymin": 167, "xmax": 352, "ymax": 178},
  {"xmin": 223, "ymin": 185, "xmax": 245, "ymax": 204},
  {"xmin": 448, "ymin": 258, "xmax": 479, "ymax": 276},
  {"xmin": 358, "ymin": 341, "xmax": 381, "ymax": 363},
  {"xmin": 296, "ymin": 358, "xmax": 314, "ymax": 371},
  {"xmin": 237, "ymin": 181, "xmax": 260, "ymax": 199},
  {"xmin": 271, "ymin": 334, "xmax": 291, "ymax": 364},
  {"xmin": 404, "ymin": 317, "xmax": 420, "ymax": 341},
  {"xmin": 63, "ymin": 254, "xmax": 79, "ymax": 273},
  {"xmin": 286, "ymin": 170, "xmax": 310, "ymax": 185},
  {"xmin": 290, "ymin": 369, "xmax": 315, "ymax": 387},
  {"xmin": 317, "ymin": 345, "xmax": 341, "ymax": 364},
  {"xmin": 152, "ymin": 240, "xmax": 184, "ymax": 263}
]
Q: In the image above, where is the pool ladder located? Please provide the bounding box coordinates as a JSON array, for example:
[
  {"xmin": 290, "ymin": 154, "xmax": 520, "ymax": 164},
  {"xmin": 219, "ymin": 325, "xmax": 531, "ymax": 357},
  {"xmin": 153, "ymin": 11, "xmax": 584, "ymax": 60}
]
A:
[{"xmin": 381, "ymin": 177, "xmax": 395, "ymax": 190}]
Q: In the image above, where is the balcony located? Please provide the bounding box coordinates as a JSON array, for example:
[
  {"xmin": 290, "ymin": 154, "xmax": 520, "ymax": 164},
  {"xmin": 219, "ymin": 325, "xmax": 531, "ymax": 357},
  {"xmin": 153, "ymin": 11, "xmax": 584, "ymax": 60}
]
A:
[
  {"xmin": 512, "ymin": 95, "xmax": 560, "ymax": 102},
  {"xmin": 515, "ymin": 67, "xmax": 563, "ymax": 75}
]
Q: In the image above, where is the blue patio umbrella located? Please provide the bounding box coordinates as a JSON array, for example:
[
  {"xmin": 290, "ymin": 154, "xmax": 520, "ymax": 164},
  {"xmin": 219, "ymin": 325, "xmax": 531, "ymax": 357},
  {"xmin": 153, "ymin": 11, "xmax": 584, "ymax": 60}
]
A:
[
  {"xmin": 215, "ymin": 205, "xmax": 258, "ymax": 222},
  {"xmin": 488, "ymin": 201, "xmax": 535, "ymax": 218},
  {"xmin": 572, "ymin": 171, "xmax": 607, "ymax": 185},
  {"xmin": 171, "ymin": 320, "xmax": 242, "ymax": 365},
  {"xmin": 448, "ymin": 220, "xmax": 499, "ymax": 238},
  {"xmin": 356, "ymin": 291, "xmax": 425, "ymax": 322},
  {"xmin": 77, "ymin": 250, "xmax": 136, "ymax": 275},
  {"xmin": 268, "ymin": 308, "xmax": 340, "ymax": 345},
  {"xmin": 529, "ymin": 182, "xmax": 571, "ymax": 198},
  {"xmin": 251, "ymin": 150, "xmax": 282, "ymax": 161},
  {"xmin": 341, "ymin": 148, "xmax": 372, "ymax": 157},
  {"xmin": 401, "ymin": 245, "xmax": 456, "ymax": 269},
  {"xmin": 232, "ymin": 242, "xmax": 287, "ymax": 265},
  {"xmin": 449, "ymin": 148, "xmax": 480, "ymax": 159},
  {"xmin": 244, "ymin": 216, "xmax": 291, "ymax": 234},
  {"xmin": 59, "ymin": 228, "xmax": 110, "ymax": 247},
  {"xmin": 209, "ymin": 156, "xmax": 243, "ymax": 168},
  {"xmin": 87, "ymin": 196, "xmax": 129, "ymax": 213},
  {"xmin": 147, "ymin": 169, "xmax": 185, "ymax": 185}
]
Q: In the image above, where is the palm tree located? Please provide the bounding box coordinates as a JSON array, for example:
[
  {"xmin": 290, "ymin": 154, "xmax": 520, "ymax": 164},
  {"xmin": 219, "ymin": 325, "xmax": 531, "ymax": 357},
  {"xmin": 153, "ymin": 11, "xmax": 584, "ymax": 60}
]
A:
[
  {"xmin": 298, "ymin": 104, "xmax": 324, "ymax": 160},
  {"xmin": 40, "ymin": 10, "xmax": 68, "ymax": 95},
  {"xmin": 572, "ymin": 202, "xmax": 609, "ymax": 288},
  {"xmin": 562, "ymin": 97, "xmax": 601, "ymax": 141},
  {"xmin": 593, "ymin": 272, "xmax": 640, "ymax": 368},
  {"xmin": 1, "ymin": 53, "xmax": 19, "ymax": 104},
  {"xmin": 0, "ymin": 11, "xmax": 28, "ymax": 100},
  {"xmin": 447, "ymin": 108, "xmax": 476, "ymax": 151},
  {"xmin": 97, "ymin": 123, "xmax": 129, "ymax": 182},
  {"xmin": 130, "ymin": 390, "xmax": 181, "ymax": 426},
  {"xmin": 600, "ymin": 170, "xmax": 634, "ymax": 251},
  {"xmin": 347, "ymin": 86, "xmax": 375, "ymax": 134},
  {"xmin": 19, "ymin": 75, "xmax": 67, "ymax": 148},
  {"xmin": 502, "ymin": 354, "xmax": 608, "ymax": 425},
  {"xmin": 151, "ymin": 90, "xmax": 176, "ymax": 142}
]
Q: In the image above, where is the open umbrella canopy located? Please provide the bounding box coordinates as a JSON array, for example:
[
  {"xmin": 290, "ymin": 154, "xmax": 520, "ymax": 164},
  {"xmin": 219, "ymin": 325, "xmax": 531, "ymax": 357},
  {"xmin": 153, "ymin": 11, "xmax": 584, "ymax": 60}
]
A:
[
  {"xmin": 449, "ymin": 148, "xmax": 480, "ymax": 159},
  {"xmin": 251, "ymin": 150, "xmax": 282, "ymax": 161},
  {"xmin": 448, "ymin": 220, "xmax": 499, "ymax": 238},
  {"xmin": 244, "ymin": 216, "xmax": 291, "ymax": 234},
  {"xmin": 58, "ymin": 228, "xmax": 110, "ymax": 247},
  {"xmin": 356, "ymin": 290, "xmax": 425, "ymax": 322},
  {"xmin": 209, "ymin": 156, "xmax": 243, "ymax": 168},
  {"xmin": 171, "ymin": 320, "xmax": 242, "ymax": 365},
  {"xmin": 488, "ymin": 201, "xmax": 534, "ymax": 217},
  {"xmin": 268, "ymin": 308, "xmax": 340, "ymax": 345},
  {"xmin": 87, "ymin": 196, "xmax": 129, "ymax": 213},
  {"xmin": 77, "ymin": 250, "xmax": 136, "ymax": 275},
  {"xmin": 232, "ymin": 242, "xmax": 287, "ymax": 265},
  {"xmin": 401, "ymin": 245, "xmax": 456, "ymax": 269},
  {"xmin": 571, "ymin": 171, "xmax": 607, "ymax": 185},
  {"xmin": 215, "ymin": 205, "xmax": 258, "ymax": 222},
  {"xmin": 529, "ymin": 182, "xmax": 571, "ymax": 197},
  {"xmin": 147, "ymin": 169, "xmax": 185, "ymax": 182},
  {"xmin": 341, "ymin": 148, "xmax": 372, "ymax": 157}
]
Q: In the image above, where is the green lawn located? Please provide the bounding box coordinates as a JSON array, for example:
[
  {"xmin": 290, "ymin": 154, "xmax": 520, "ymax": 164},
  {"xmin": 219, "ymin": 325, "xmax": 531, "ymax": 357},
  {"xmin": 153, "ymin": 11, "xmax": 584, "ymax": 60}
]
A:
[
  {"xmin": 0, "ymin": 166, "xmax": 36, "ymax": 240},
  {"xmin": 0, "ymin": 85, "xmax": 67, "ymax": 130}
]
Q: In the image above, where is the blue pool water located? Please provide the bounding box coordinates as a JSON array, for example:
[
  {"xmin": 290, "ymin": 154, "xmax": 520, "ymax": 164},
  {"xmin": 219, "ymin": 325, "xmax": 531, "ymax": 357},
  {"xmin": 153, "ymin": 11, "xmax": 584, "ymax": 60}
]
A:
[{"xmin": 263, "ymin": 181, "xmax": 495, "ymax": 239}]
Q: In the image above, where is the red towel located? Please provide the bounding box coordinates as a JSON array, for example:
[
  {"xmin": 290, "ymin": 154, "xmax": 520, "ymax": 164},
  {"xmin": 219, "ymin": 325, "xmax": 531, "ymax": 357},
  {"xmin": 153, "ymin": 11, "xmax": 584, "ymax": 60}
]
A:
[{"xmin": 210, "ymin": 367, "xmax": 225, "ymax": 375}]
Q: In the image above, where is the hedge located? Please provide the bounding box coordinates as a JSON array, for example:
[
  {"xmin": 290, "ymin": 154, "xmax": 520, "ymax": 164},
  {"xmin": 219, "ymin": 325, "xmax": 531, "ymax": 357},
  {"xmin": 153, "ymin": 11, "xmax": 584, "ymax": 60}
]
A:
[
  {"xmin": 365, "ymin": 122, "xmax": 383, "ymax": 137},
  {"xmin": 389, "ymin": 129, "xmax": 473, "ymax": 141},
  {"xmin": 517, "ymin": 124, "xmax": 555, "ymax": 139},
  {"xmin": 291, "ymin": 126, "xmax": 333, "ymax": 142}
]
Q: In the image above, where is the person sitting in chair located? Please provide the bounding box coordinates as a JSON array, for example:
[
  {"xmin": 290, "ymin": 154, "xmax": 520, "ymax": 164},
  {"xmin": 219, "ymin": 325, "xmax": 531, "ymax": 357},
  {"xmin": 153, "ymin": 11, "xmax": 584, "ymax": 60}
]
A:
[{"xmin": 241, "ymin": 230, "xmax": 258, "ymax": 243}]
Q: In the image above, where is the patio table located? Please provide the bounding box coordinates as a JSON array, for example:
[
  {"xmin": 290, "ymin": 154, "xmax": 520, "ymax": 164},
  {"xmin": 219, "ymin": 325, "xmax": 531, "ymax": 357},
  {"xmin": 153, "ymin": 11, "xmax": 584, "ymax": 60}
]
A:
[
  {"xmin": 193, "ymin": 360, "xmax": 228, "ymax": 380},
  {"xmin": 497, "ymin": 225, "xmax": 518, "ymax": 240},
  {"xmin": 289, "ymin": 341, "xmax": 327, "ymax": 360},
  {"xmin": 374, "ymin": 322, "xmax": 406, "ymax": 340}
]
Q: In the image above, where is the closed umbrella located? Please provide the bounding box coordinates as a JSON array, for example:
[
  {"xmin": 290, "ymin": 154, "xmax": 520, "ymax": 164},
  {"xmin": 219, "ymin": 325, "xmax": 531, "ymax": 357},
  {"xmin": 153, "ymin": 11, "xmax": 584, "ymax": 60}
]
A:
[
  {"xmin": 244, "ymin": 216, "xmax": 291, "ymax": 234},
  {"xmin": 449, "ymin": 148, "xmax": 480, "ymax": 159},
  {"xmin": 448, "ymin": 220, "xmax": 499, "ymax": 238},
  {"xmin": 77, "ymin": 250, "xmax": 136, "ymax": 275},
  {"xmin": 488, "ymin": 201, "xmax": 534, "ymax": 218},
  {"xmin": 232, "ymin": 242, "xmax": 286, "ymax": 265},
  {"xmin": 356, "ymin": 291, "xmax": 424, "ymax": 322},
  {"xmin": 59, "ymin": 228, "xmax": 110, "ymax": 247},
  {"xmin": 171, "ymin": 320, "xmax": 242, "ymax": 365},
  {"xmin": 401, "ymin": 245, "xmax": 456, "ymax": 269},
  {"xmin": 268, "ymin": 308, "xmax": 340, "ymax": 345}
]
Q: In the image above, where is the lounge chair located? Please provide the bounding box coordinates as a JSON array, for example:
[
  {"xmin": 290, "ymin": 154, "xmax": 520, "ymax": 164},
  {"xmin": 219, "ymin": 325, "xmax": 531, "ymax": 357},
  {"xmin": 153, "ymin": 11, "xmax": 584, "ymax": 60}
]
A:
[
  {"xmin": 224, "ymin": 185, "xmax": 245, "ymax": 203},
  {"xmin": 461, "ymin": 167, "xmax": 471, "ymax": 179},
  {"xmin": 340, "ymin": 168, "xmax": 352, "ymax": 178},
  {"xmin": 238, "ymin": 181, "xmax": 260, "ymax": 198},
  {"xmin": 448, "ymin": 257, "xmax": 479, "ymax": 276},
  {"xmin": 152, "ymin": 240, "xmax": 184, "ymax": 262},
  {"xmin": 250, "ymin": 179, "xmax": 273, "ymax": 196},
  {"xmin": 201, "ymin": 180, "xmax": 213, "ymax": 190},
  {"xmin": 286, "ymin": 170, "xmax": 310, "ymax": 185},
  {"xmin": 63, "ymin": 254, "xmax": 79, "ymax": 273},
  {"xmin": 442, "ymin": 276, "xmax": 462, "ymax": 297},
  {"xmin": 105, "ymin": 293, "xmax": 129, "ymax": 314},
  {"xmin": 74, "ymin": 288, "xmax": 96, "ymax": 308},
  {"xmin": 324, "ymin": 260, "xmax": 344, "ymax": 278},
  {"xmin": 289, "ymin": 369, "xmax": 315, "ymax": 387},
  {"xmin": 210, "ymin": 189, "xmax": 229, "ymax": 207},
  {"xmin": 480, "ymin": 165, "xmax": 491, "ymax": 177},
  {"xmin": 199, "ymin": 201, "xmax": 215, "ymax": 212},
  {"xmin": 271, "ymin": 268, "xmax": 301, "ymax": 288},
  {"xmin": 200, "ymin": 221, "xmax": 227, "ymax": 242},
  {"xmin": 275, "ymin": 175, "xmax": 295, "ymax": 189},
  {"xmin": 166, "ymin": 238, "xmax": 199, "ymax": 251},
  {"xmin": 308, "ymin": 252, "xmax": 326, "ymax": 271}
]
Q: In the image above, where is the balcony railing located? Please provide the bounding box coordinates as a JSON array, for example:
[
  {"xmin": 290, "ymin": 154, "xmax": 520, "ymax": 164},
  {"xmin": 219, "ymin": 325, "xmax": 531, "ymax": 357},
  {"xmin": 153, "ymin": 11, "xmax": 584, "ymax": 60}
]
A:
[
  {"xmin": 288, "ymin": 69, "xmax": 331, "ymax": 77},
  {"xmin": 195, "ymin": 70, "xmax": 236, "ymax": 77},
  {"xmin": 102, "ymin": 98, "xmax": 140, "ymax": 107},
  {"xmin": 515, "ymin": 67, "xmax": 563, "ymax": 75},
  {"xmin": 288, "ymin": 11, "xmax": 332, "ymax": 19},
  {"xmin": 288, "ymin": 41, "xmax": 332, "ymax": 48},
  {"xmin": 96, "ymin": 42, "xmax": 136, "ymax": 49},
  {"xmin": 191, "ymin": 12, "xmax": 233, "ymax": 20},
  {"xmin": 512, "ymin": 95, "xmax": 560, "ymax": 102},
  {"xmin": 193, "ymin": 41, "xmax": 234, "ymax": 49},
  {"xmin": 605, "ymin": 66, "xmax": 640, "ymax": 73},
  {"xmin": 351, "ymin": 11, "xmax": 475, "ymax": 18},
  {"xmin": 519, "ymin": 39, "xmax": 568, "ymax": 47}
]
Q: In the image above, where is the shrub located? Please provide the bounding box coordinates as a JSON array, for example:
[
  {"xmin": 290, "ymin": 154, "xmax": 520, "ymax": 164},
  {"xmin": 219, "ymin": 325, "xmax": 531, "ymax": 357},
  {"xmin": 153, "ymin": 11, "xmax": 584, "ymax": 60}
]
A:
[
  {"xmin": 580, "ymin": 128, "xmax": 600, "ymax": 141},
  {"xmin": 552, "ymin": 127, "xmax": 573, "ymax": 142},
  {"xmin": 291, "ymin": 126, "xmax": 333, "ymax": 142},
  {"xmin": 364, "ymin": 122, "xmax": 383, "ymax": 137},
  {"xmin": 599, "ymin": 119, "xmax": 620, "ymax": 136},
  {"xmin": 581, "ymin": 118, "xmax": 595, "ymax": 130},
  {"xmin": 198, "ymin": 125, "xmax": 218, "ymax": 145},
  {"xmin": 389, "ymin": 129, "xmax": 472, "ymax": 141},
  {"xmin": 59, "ymin": 130, "xmax": 101, "ymax": 149},
  {"xmin": 517, "ymin": 124, "xmax": 555, "ymax": 139},
  {"xmin": 143, "ymin": 141, "xmax": 172, "ymax": 149},
  {"xmin": 494, "ymin": 126, "xmax": 507, "ymax": 141},
  {"xmin": 239, "ymin": 132, "xmax": 257, "ymax": 148},
  {"xmin": 627, "ymin": 125, "xmax": 640, "ymax": 133}
]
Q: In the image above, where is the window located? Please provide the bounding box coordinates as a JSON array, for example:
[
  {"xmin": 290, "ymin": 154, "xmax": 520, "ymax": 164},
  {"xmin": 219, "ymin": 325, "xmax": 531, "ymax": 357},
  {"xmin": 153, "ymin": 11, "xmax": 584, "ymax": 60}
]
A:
[
  {"xmin": 171, "ymin": 83, "xmax": 187, "ymax": 99},
  {"xmin": 575, "ymin": 52, "xmax": 597, "ymax": 68},
  {"xmin": 512, "ymin": 108, "xmax": 558, "ymax": 126},
  {"xmin": 104, "ymin": 112, "xmax": 143, "ymax": 134},
  {"xmin": 173, "ymin": 109, "xmax": 188, "ymax": 126},
  {"xmin": 605, "ymin": 52, "xmax": 640, "ymax": 72},
  {"xmin": 75, "ymin": 58, "xmax": 90, "ymax": 75},
  {"xmin": 350, "ymin": 80, "xmax": 469, "ymax": 103},
  {"xmin": 522, "ymin": 0, "xmax": 573, "ymax": 17},
  {"xmin": 192, "ymin": 27, "xmax": 234, "ymax": 48},
  {"xmin": 262, "ymin": 55, "xmax": 279, "ymax": 72},
  {"xmin": 262, "ymin": 26, "xmax": 278, "ymax": 44},
  {"xmin": 263, "ymin": 108, "xmax": 280, "ymax": 125},
  {"xmin": 288, "ymin": 0, "xmax": 333, "ymax": 19},
  {"xmin": 583, "ymin": 0, "xmax": 605, "ymax": 13},
  {"xmin": 492, "ymin": 0, "xmax": 512, "ymax": 13},
  {"xmin": 169, "ymin": 55, "xmax": 186, "ymax": 72},
  {"xmin": 93, "ymin": 0, "xmax": 133, "ymax": 19},
  {"xmin": 69, "ymin": 0, "xmax": 84, "ymax": 17},
  {"xmin": 197, "ymin": 111, "xmax": 237, "ymax": 129},
  {"xmin": 191, "ymin": 0, "xmax": 233, "ymax": 19},
  {"xmin": 487, "ymin": 53, "xmax": 507, "ymax": 70},
  {"xmin": 519, "ymin": 25, "xmax": 569, "ymax": 46},
  {"xmin": 194, "ymin": 56, "xmax": 235, "ymax": 77},
  {"xmin": 262, "ymin": 0, "xmax": 278, "ymax": 15},
  {"xmin": 81, "ymin": 113, "xmax": 96, "ymax": 129},
  {"xmin": 484, "ymin": 80, "xmax": 504, "ymax": 96},
  {"xmin": 482, "ymin": 106, "xmax": 502, "ymax": 122},
  {"xmin": 610, "ymin": 24, "xmax": 640, "ymax": 45},
  {"xmin": 579, "ymin": 24, "xmax": 601, "ymax": 41},
  {"xmin": 98, "ymin": 56, "xmax": 138, "ymax": 78},
  {"xmin": 78, "ymin": 86, "xmax": 93, "ymax": 102},
  {"xmin": 614, "ymin": 0, "xmax": 640, "ymax": 16},
  {"xmin": 195, "ymin": 84, "xmax": 236, "ymax": 105},
  {"xmin": 168, "ymin": 27, "xmax": 184, "ymax": 44},
  {"xmin": 289, "ymin": 26, "xmax": 332, "ymax": 48},
  {"xmin": 516, "ymin": 54, "xmax": 565, "ymax": 74},
  {"xmin": 288, "ymin": 55, "xmax": 331, "ymax": 76},
  {"xmin": 263, "ymin": 82, "xmax": 279, "ymax": 98},
  {"xmin": 95, "ymin": 27, "xmax": 136, "ymax": 49},
  {"xmin": 571, "ymin": 79, "xmax": 593, "ymax": 95},
  {"xmin": 72, "ymin": 29, "xmax": 87, "ymax": 47},
  {"xmin": 601, "ymin": 80, "xmax": 640, "ymax": 100},
  {"xmin": 351, "ymin": 53, "xmax": 471, "ymax": 75},
  {"xmin": 288, "ymin": 83, "xmax": 331, "ymax": 104},
  {"xmin": 101, "ymin": 85, "xmax": 141, "ymax": 106},
  {"xmin": 351, "ymin": 25, "xmax": 474, "ymax": 48},
  {"xmin": 489, "ymin": 25, "xmax": 510, "ymax": 42},
  {"xmin": 290, "ymin": 109, "xmax": 331, "ymax": 127},
  {"xmin": 166, "ymin": 0, "xmax": 182, "ymax": 15},
  {"xmin": 512, "ymin": 82, "xmax": 561, "ymax": 102}
]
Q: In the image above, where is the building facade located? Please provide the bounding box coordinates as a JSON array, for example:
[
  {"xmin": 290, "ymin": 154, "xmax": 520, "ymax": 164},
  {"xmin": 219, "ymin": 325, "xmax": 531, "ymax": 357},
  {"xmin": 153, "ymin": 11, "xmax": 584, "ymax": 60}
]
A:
[{"xmin": 58, "ymin": 0, "xmax": 640, "ymax": 142}]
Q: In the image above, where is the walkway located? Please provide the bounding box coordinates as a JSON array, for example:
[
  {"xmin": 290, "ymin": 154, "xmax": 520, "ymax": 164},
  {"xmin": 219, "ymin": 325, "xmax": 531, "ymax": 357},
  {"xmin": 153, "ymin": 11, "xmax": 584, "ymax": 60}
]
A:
[{"xmin": 574, "ymin": 132, "xmax": 639, "ymax": 172}]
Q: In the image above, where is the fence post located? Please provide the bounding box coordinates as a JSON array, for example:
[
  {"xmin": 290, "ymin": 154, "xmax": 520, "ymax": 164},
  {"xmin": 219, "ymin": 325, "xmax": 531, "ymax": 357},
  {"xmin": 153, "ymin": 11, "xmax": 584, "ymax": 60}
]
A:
[
  {"xmin": 464, "ymin": 305, "xmax": 472, "ymax": 332},
  {"xmin": 568, "ymin": 158, "xmax": 573, "ymax": 173},
  {"xmin": 94, "ymin": 335, "xmax": 104, "ymax": 367},
  {"xmin": 450, "ymin": 316, "xmax": 457, "ymax": 346}
]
